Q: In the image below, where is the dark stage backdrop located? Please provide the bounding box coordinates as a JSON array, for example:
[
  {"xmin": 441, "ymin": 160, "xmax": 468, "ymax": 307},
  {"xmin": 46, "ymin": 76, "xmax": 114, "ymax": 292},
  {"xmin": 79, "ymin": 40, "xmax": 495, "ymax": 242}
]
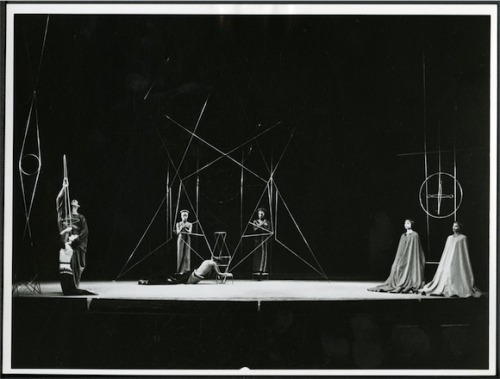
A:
[{"xmin": 12, "ymin": 15, "xmax": 490, "ymax": 287}]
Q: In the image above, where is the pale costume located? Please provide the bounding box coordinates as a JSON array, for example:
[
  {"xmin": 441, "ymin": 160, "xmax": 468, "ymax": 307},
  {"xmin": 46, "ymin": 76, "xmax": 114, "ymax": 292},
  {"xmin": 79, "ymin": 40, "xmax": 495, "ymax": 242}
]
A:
[
  {"xmin": 420, "ymin": 234, "xmax": 481, "ymax": 298},
  {"xmin": 368, "ymin": 232, "xmax": 425, "ymax": 293}
]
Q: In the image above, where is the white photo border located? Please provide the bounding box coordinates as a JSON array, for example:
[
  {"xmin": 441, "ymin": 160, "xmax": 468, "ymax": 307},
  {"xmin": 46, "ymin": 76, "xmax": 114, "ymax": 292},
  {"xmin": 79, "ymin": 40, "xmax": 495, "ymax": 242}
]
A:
[{"xmin": 3, "ymin": 2, "xmax": 497, "ymax": 376}]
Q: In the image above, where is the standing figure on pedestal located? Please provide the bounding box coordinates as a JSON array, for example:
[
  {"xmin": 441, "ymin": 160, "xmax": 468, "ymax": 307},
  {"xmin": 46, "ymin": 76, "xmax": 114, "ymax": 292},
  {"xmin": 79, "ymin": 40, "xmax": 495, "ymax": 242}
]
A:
[
  {"xmin": 57, "ymin": 179, "xmax": 93, "ymax": 295},
  {"xmin": 420, "ymin": 222, "xmax": 481, "ymax": 298},
  {"xmin": 368, "ymin": 219, "xmax": 425, "ymax": 293},
  {"xmin": 175, "ymin": 209, "xmax": 192, "ymax": 274},
  {"xmin": 251, "ymin": 207, "xmax": 272, "ymax": 280}
]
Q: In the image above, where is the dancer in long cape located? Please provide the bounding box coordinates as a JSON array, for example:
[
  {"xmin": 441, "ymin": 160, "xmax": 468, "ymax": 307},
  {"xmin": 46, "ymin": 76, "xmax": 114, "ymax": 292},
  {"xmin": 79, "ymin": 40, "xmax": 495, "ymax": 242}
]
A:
[
  {"xmin": 420, "ymin": 222, "xmax": 481, "ymax": 298},
  {"xmin": 368, "ymin": 219, "xmax": 425, "ymax": 293}
]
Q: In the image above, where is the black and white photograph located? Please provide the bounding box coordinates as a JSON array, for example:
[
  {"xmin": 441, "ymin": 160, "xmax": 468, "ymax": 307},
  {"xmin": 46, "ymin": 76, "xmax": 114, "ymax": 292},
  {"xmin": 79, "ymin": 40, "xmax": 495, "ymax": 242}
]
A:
[{"xmin": 2, "ymin": 2, "xmax": 497, "ymax": 376}]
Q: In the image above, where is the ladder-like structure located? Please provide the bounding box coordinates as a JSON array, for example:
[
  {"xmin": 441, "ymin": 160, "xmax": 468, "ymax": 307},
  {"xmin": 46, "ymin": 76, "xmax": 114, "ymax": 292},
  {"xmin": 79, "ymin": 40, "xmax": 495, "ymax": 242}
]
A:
[{"xmin": 212, "ymin": 231, "xmax": 232, "ymax": 283}]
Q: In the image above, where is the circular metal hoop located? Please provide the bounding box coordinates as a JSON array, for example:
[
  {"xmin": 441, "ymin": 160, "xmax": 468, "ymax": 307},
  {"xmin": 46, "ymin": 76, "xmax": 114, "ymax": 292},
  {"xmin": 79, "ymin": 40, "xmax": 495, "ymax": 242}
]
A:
[
  {"xmin": 419, "ymin": 172, "xmax": 463, "ymax": 219},
  {"xmin": 19, "ymin": 153, "xmax": 41, "ymax": 176}
]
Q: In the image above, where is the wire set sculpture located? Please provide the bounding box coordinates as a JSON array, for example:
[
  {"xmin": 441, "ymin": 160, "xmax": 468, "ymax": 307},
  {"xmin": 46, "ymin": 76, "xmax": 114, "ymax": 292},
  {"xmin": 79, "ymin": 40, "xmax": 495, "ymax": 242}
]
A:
[{"xmin": 116, "ymin": 91, "xmax": 328, "ymax": 280}]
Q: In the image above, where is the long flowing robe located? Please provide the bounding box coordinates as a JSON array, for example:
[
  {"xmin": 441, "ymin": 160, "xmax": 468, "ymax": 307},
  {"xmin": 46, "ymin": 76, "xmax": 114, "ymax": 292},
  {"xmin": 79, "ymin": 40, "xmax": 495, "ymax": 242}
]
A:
[
  {"xmin": 420, "ymin": 234, "xmax": 481, "ymax": 297},
  {"xmin": 252, "ymin": 218, "xmax": 271, "ymax": 273},
  {"xmin": 175, "ymin": 221, "xmax": 192, "ymax": 273},
  {"xmin": 368, "ymin": 232, "xmax": 425, "ymax": 293},
  {"xmin": 57, "ymin": 191, "xmax": 88, "ymax": 294}
]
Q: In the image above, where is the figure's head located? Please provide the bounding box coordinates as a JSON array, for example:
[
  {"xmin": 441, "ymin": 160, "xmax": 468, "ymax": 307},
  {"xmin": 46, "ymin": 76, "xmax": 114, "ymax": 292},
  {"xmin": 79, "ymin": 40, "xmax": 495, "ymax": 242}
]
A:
[
  {"xmin": 71, "ymin": 199, "xmax": 80, "ymax": 212},
  {"xmin": 404, "ymin": 219, "xmax": 415, "ymax": 230},
  {"xmin": 452, "ymin": 222, "xmax": 464, "ymax": 233},
  {"xmin": 180, "ymin": 210, "xmax": 189, "ymax": 221},
  {"xmin": 257, "ymin": 207, "xmax": 267, "ymax": 219}
]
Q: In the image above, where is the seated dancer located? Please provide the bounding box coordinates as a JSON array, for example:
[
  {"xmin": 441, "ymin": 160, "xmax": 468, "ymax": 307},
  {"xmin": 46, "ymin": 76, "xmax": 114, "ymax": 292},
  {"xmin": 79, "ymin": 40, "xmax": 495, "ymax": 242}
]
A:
[
  {"xmin": 57, "ymin": 179, "xmax": 94, "ymax": 295},
  {"xmin": 251, "ymin": 207, "xmax": 272, "ymax": 280},
  {"xmin": 420, "ymin": 222, "xmax": 481, "ymax": 297},
  {"xmin": 138, "ymin": 259, "xmax": 233, "ymax": 285},
  {"xmin": 368, "ymin": 219, "xmax": 425, "ymax": 293},
  {"xmin": 175, "ymin": 209, "xmax": 192, "ymax": 275}
]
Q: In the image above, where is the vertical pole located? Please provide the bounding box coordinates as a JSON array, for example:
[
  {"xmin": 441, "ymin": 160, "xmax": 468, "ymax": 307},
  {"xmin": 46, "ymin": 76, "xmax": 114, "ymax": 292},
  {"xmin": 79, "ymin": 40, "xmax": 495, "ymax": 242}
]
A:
[
  {"xmin": 196, "ymin": 155, "xmax": 200, "ymax": 255},
  {"xmin": 267, "ymin": 179, "xmax": 273, "ymax": 229},
  {"xmin": 169, "ymin": 172, "xmax": 173, "ymax": 241},
  {"xmin": 422, "ymin": 52, "xmax": 431, "ymax": 257},
  {"xmin": 240, "ymin": 150, "xmax": 244, "ymax": 257},
  {"xmin": 167, "ymin": 164, "xmax": 170, "ymax": 242},
  {"xmin": 196, "ymin": 157, "xmax": 200, "ymax": 233},
  {"xmin": 274, "ymin": 181, "xmax": 278, "ymax": 240},
  {"xmin": 454, "ymin": 138, "xmax": 457, "ymax": 222}
]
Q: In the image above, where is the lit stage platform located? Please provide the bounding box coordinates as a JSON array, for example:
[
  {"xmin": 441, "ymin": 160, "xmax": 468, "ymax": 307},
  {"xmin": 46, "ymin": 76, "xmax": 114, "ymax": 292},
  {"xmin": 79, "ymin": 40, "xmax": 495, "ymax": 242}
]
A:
[
  {"xmin": 10, "ymin": 280, "xmax": 489, "ymax": 370},
  {"xmin": 13, "ymin": 279, "xmax": 470, "ymax": 302}
]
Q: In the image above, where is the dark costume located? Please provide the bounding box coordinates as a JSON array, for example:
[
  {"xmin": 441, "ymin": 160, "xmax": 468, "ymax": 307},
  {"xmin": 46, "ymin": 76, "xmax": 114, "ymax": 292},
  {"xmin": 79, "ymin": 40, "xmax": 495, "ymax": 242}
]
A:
[
  {"xmin": 138, "ymin": 260, "xmax": 232, "ymax": 285},
  {"xmin": 252, "ymin": 218, "xmax": 271, "ymax": 274},
  {"xmin": 57, "ymin": 192, "xmax": 89, "ymax": 295},
  {"xmin": 175, "ymin": 221, "xmax": 192, "ymax": 273},
  {"xmin": 420, "ymin": 234, "xmax": 481, "ymax": 297},
  {"xmin": 368, "ymin": 232, "xmax": 425, "ymax": 293},
  {"xmin": 139, "ymin": 270, "xmax": 203, "ymax": 285}
]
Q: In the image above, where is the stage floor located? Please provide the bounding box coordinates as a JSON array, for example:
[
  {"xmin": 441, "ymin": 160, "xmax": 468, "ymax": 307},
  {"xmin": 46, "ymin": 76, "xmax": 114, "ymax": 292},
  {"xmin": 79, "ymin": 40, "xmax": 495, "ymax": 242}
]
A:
[
  {"xmin": 10, "ymin": 279, "xmax": 490, "ymax": 370},
  {"xmin": 13, "ymin": 279, "xmax": 462, "ymax": 302}
]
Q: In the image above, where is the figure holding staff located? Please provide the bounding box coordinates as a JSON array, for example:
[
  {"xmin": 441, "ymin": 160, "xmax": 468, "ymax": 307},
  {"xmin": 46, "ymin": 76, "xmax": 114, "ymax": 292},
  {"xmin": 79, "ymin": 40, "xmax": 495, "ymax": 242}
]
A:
[{"xmin": 56, "ymin": 155, "xmax": 93, "ymax": 295}]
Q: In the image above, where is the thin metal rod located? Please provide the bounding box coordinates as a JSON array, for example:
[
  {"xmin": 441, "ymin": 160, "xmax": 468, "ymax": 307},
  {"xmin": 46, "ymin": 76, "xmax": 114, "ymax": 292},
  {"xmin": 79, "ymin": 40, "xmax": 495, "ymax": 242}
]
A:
[
  {"xmin": 156, "ymin": 124, "xmax": 212, "ymax": 255},
  {"xmin": 275, "ymin": 238, "xmax": 328, "ymax": 280},
  {"xmin": 196, "ymin": 159, "xmax": 199, "ymax": 221},
  {"xmin": 242, "ymin": 233, "xmax": 273, "ymax": 238},
  {"xmin": 396, "ymin": 147, "xmax": 486, "ymax": 157},
  {"xmin": 422, "ymin": 52, "xmax": 431, "ymax": 256},
  {"xmin": 166, "ymin": 115, "xmax": 268, "ymax": 182},
  {"xmin": 23, "ymin": 26, "xmax": 35, "ymax": 92},
  {"xmin": 240, "ymin": 150, "xmax": 244, "ymax": 258},
  {"xmin": 275, "ymin": 182, "xmax": 279, "ymax": 240},
  {"xmin": 117, "ymin": 240, "xmax": 168, "ymax": 279},
  {"xmin": 143, "ymin": 57, "xmax": 169, "ymax": 101},
  {"xmin": 255, "ymin": 138, "xmax": 271, "ymax": 175},
  {"xmin": 155, "ymin": 125, "xmax": 183, "ymax": 182},
  {"xmin": 166, "ymin": 166, "xmax": 170, "ymax": 242},
  {"xmin": 230, "ymin": 180, "xmax": 272, "ymax": 259},
  {"xmin": 437, "ymin": 123, "xmax": 442, "ymax": 215},
  {"xmin": 181, "ymin": 123, "xmax": 278, "ymax": 181},
  {"xmin": 169, "ymin": 175, "xmax": 172, "ymax": 241},
  {"xmin": 269, "ymin": 128, "xmax": 295, "ymax": 178},
  {"xmin": 228, "ymin": 235, "xmax": 273, "ymax": 271},
  {"xmin": 454, "ymin": 136, "xmax": 457, "ymax": 221},
  {"xmin": 34, "ymin": 16, "xmax": 50, "ymax": 90},
  {"xmin": 267, "ymin": 179, "xmax": 273, "ymax": 232},
  {"xmin": 117, "ymin": 233, "xmax": 194, "ymax": 279},
  {"xmin": 226, "ymin": 67, "xmax": 271, "ymax": 174},
  {"xmin": 125, "ymin": 108, "xmax": 210, "ymax": 273},
  {"xmin": 116, "ymin": 196, "xmax": 166, "ymax": 279},
  {"xmin": 62, "ymin": 154, "xmax": 71, "ymax": 229},
  {"xmin": 196, "ymin": 156, "xmax": 200, "ymax": 251},
  {"xmin": 276, "ymin": 185, "xmax": 328, "ymax": 279},
  {"xmin": 22, "ymin": 104, "xmax": 43, "ymax": 278},
  {"xmin": 178, "ymin": 180, "xmax": 213, "ymax": 256},
  {"xmin": 28, "ymin": 101, "xmax": 42, "ymax": 221},
  {"xmin": 173, "ymin": 182, "xmax": 182, "ymax": 226},
  {"xmin": 18, "ymin": 97, "xmax": 36, "ymax": 233},
  {"xmin": 176, "ymin": 93, "xmax": 210, "ymax": 178}
]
